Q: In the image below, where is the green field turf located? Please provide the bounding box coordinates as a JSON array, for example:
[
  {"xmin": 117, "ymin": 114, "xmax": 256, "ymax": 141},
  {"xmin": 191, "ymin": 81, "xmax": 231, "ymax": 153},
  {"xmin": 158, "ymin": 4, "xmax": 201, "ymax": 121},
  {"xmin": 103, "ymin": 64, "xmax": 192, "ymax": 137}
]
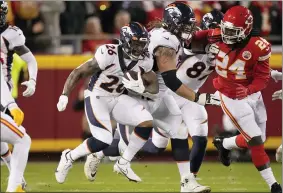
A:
[{"xmin": 1, "ymin": 161, "xmax": 282, "ymax": 192}]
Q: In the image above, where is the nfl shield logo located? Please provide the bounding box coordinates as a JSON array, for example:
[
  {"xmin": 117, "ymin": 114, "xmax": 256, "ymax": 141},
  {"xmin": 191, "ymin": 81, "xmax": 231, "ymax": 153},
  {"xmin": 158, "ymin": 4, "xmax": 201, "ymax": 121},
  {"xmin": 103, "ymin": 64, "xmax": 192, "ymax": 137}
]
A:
[{"xmin": 242, "ymin": 51, "xmax": 252, "ymax": 60}]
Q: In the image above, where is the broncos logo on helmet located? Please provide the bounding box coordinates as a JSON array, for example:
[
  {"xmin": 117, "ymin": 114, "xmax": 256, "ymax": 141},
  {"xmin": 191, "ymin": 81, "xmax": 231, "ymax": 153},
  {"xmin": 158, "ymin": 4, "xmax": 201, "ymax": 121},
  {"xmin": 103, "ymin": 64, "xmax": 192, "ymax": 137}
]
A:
[
  {"xmin": 163, "ymin": 2, "xmax": 196, "ymax": 42},
  {"xmin": 200, "ymin": 9, "xmax": 224, "ymax": 30}
]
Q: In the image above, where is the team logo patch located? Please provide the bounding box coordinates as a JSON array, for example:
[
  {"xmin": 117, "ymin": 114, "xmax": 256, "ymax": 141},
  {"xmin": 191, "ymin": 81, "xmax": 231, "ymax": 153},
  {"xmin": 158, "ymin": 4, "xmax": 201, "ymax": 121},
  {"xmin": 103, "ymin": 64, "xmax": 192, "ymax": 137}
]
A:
[{"xmin": 242, "ymin": 51, "xmax": 252, "ymax": 60}]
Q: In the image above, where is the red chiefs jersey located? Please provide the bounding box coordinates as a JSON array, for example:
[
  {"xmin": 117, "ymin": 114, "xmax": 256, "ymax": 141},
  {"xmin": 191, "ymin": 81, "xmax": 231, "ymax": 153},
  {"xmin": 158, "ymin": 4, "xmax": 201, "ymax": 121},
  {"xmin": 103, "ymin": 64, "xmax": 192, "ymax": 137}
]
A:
[{"xmin": 213, "ymin": 36, "xmax": 271, "ymax": 99}]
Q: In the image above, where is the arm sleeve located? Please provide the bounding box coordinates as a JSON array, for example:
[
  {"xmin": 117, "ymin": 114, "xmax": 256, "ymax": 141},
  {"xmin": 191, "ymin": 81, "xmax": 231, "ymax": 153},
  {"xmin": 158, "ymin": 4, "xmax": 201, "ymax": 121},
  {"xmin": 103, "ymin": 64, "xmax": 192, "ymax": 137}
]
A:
[
  {"xmin": 1, "ymin": 66, "xmax": 15, "ymax": 107},
  {"xmin": 20, "ymin": 51, "xmax": 38, "ymax": 81},
  {"xmin": 248, "ymin": 59, "xmax": 271, "ymax": 94}
]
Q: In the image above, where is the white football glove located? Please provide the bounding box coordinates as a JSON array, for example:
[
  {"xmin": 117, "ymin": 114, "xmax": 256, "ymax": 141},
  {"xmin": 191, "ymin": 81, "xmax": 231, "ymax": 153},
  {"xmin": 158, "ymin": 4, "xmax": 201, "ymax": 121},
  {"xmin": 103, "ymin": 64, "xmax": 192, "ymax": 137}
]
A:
[
  {"xmin": 205, "ymin": 43, "xmax": 220, "ymax": 60},
  {"xmin": 57, "ymin": 95, "xmax": 68, "ymax": 112},
  {"xmin": 272, "ymin": 90, "xmax": 282, "ymax": 101},
  {"xmin": 276, "ymin": 144, "xmax": 282, "ymax": 163},
  {"xmin": 122, "ymin": 72, "xmax": 145, "ymax": 94},
  {"xmin": 196, "ymin": 93, "xmax": 221, "ymax": 106},
  {"xmin": 271, "ymin": 70, "xmax": 282, "ymax": 83},
  {"xmin": 21, "ymin": 79, "xmax": 36, "ymax": 97}
]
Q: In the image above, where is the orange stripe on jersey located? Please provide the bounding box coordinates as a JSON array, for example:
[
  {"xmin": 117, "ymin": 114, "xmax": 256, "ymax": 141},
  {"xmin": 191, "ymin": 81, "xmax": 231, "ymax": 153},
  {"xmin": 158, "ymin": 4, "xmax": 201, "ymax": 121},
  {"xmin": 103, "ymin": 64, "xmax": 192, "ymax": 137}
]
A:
[
  {"xmin": 220, "ymin": 94, "xmax": 251, "ymax": 141},
  {"xmin": 1, "ymin": 118, "xmax": 24, "ymax": 138}
]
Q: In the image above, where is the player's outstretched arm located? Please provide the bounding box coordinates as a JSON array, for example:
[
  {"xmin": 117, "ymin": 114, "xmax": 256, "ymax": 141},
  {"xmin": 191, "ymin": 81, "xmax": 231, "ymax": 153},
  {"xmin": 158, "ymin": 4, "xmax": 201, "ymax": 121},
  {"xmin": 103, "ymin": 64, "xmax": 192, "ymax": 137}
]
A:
[
  {"xmin": 14, "ymin": 45, "xmax": 38, "ymax": 97},
  {"xmin": 57, "ymin": 57, "xmax": 101, "ymax": 112},
  {"xmin": 155, "ymin": 46, "xmax": 219, "ymax": 106}
]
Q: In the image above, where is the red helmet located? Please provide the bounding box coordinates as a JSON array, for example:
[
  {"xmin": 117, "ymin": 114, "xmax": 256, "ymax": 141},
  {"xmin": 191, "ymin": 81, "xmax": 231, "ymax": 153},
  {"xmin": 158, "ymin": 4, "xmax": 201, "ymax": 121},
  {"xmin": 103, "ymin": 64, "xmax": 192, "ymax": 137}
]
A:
[{"xmin": 220, "ymin": 6, "xmax": 253, "ymax": 44}]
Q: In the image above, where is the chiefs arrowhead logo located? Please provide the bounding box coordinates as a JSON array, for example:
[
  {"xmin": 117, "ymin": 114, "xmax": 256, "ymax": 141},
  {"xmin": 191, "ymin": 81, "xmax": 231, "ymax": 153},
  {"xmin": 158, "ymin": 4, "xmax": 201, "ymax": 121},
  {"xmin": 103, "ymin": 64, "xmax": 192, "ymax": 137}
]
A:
[{"xmin": 242, "ymin": 51, "xmax": 252, "ymax": 60}]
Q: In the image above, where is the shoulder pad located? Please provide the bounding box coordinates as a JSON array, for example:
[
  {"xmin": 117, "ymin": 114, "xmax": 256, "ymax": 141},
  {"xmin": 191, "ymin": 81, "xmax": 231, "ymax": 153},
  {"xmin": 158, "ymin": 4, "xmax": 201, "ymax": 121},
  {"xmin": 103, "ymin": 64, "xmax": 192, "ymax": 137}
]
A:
[
  {"xmin": 94, "ymin": 44, "xmax": 117, "ymax": 70},
  {"xmin": 2, "ymin": 26, "xmax": 25, "ymax": 50},
  {"xmin": 148, "ymin": 28, "xmax": 180, "ymax": 55}
]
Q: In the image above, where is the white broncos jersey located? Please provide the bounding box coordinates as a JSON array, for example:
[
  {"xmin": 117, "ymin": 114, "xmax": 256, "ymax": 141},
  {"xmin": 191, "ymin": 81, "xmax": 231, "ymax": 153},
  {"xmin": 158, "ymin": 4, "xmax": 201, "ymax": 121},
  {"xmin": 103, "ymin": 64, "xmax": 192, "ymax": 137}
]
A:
[
  {"xmin": 0, "ymin": 26, "xmax": 26, "ymax": 89},
  {"xmin": 88, "ymin": 44, "xmax": 154, "ymax": 96},
  {"xmin": 148, "ymin": 27, "xmax": 183, "ymax": 95},
  {"xmin": 176, "ymin": 51, "xmax": 214, "ymax": 92}
]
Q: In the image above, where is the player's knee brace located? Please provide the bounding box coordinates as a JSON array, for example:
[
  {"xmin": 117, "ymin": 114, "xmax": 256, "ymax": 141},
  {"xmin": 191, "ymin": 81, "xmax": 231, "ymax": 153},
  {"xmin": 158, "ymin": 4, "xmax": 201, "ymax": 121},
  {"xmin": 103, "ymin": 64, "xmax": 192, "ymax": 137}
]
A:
[
  {"xmin": 248, "ymin": 136, "xmax": 263, "ymax": 146},
  {"xmin": 171, "ymin": 138, "xmax": 190, "ymax": 161},
  {"xmin": 248, "ymin": 136, "xmax": 270, "ymax": 171},
  {"xmin": 134, "ymin": 127, "xmax": 153, "ymax": 140},
  {"xmin": 87, "ymin": 137, "xmax": 110, "ymax": 153}
]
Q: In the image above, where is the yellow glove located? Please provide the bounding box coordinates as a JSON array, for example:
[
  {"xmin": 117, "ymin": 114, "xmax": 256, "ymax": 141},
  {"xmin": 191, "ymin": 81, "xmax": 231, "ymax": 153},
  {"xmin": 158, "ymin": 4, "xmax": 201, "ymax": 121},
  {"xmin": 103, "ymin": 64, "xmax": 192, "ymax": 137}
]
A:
[{"xmin": 8, "ymin": 103, "xmax": 24, "ymax": 126}]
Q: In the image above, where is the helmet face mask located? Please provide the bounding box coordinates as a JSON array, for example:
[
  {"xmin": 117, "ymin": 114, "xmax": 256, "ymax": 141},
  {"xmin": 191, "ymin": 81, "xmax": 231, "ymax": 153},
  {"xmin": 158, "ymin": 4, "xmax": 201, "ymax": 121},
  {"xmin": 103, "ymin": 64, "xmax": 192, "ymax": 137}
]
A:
[
  {"xmin": 126, "ymin": 38, "xmax": 149, "ymax": 60},
  {"xmin": 0, "ymin": 1, "xmax": 8, "ymax": 27},
  {"xmin": 220, "ymin": 6, "xmax": 253, "ymax": 45},
  {"xmin": 179, "ymin": 22, "xmax": 196, "ymax": 41}
]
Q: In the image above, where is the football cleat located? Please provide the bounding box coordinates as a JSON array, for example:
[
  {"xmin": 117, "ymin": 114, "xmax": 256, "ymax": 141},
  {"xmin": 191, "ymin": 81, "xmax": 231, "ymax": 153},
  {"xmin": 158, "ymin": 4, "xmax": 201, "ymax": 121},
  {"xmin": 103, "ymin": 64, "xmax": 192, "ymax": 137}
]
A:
[
  {"xmin": 84, "ymin": 153, "xmax": 101, "ymax": 181},
  {"xmin": 55, "ymin": 149, "xmax": 73, "ymax": 184},
  {"xmin": 113, "ymin": 159, "xmax": 142, "ymax": 182},
  {"xmin": 15, "ymin": 185, "xmax": 25, "ymax": 192},
  {"xmin": 213, "ymin": 136, "xmax": 231, "ymax": 166},
  {"xmin": 271, "ymin": 182, "xmax": 282, "ymax": 193},
  {"xmin": 181, "ymin": 173, "xmax": 211, "ymax": 193},
  {"xmin": 21, "ymin": 178, "xmax": 27, "ymax": 190}
]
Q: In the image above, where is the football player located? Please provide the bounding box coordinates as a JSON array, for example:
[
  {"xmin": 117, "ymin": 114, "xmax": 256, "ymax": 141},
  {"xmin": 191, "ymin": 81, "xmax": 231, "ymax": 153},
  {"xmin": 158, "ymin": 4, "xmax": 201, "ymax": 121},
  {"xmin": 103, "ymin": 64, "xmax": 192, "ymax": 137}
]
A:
[
  {"xmin": 209, "ymin": 6, "xmax": 282, "ymax": 193},
  {"xmin": 0, "ymin": 52, "xmax": 31, "ymax": 192},
  {"xmin": 55, "ymin": 22, "xmax": 158, "ymax": 184},
  {"xmin": 167, "ymin": 9, "xmax": 224, "ymax": 178},
  {"xmin": 103, "ymin": 2, "xmax": 219, "ymax": 192},
  {"xmin": 0, "ymin": 1, "xmax": 38, "ymax": 186},
  {"xmin": 85, "ymin": 10, "xmax": 224, "ymax": 191}
]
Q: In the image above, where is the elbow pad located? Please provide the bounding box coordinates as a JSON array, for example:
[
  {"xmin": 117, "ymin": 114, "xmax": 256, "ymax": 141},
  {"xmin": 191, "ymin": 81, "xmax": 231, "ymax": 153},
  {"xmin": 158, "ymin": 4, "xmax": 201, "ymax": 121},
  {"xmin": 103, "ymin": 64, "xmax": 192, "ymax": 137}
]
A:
[{"xmin": 161, "ymin": 70, "xmax": 182, "ymax": 92}]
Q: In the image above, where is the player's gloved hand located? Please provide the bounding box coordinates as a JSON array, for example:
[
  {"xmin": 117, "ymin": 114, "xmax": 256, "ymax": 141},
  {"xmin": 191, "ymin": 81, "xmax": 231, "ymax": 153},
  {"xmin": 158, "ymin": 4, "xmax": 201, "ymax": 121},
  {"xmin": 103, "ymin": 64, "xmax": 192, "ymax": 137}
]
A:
[
  {"xmin": 122, "ymin": 72, "xmax": 145, "ymax": 94},
  {"xmin": 8, "ymin": 103, "xmax": 24, "ymax": 126},
  {"xmin": 205, "ymin": 43, "xmax": 219, "ymax": 61},
  {"xmin": 276, "ymin": 144, "xmax": 282, "ymax": 163},
  {"xmin": 272, "ymin": 90, "xmax": 282, "ymax": 101},
  {"xmin": 57, "ymin": 95, "xmax": 69, "ymax": 112},
  {"xmin": 195, "ymin": 93, "xmax": 220, "ymax": 106},
  {"xmin": 271, "ymin": 70, "xmax": 282, "ymax": 83},
  {"xmin": 235, "ymin": 85, "xmax": 250, "ymax": 100},
  {"xmin": 21, "ymin": 79, "xmax": 36, "ymax": 97}
]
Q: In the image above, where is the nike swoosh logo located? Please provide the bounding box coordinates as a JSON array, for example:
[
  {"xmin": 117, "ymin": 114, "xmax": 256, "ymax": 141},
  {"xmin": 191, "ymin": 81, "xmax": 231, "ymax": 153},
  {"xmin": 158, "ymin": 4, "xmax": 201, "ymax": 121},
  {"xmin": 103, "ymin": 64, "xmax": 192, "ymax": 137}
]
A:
[
  {"xmin": 118, "ymin": 166, "xmax": 128, "ymax": 175},
  {"xmin": 163, "ymin": 37, "xmax": 169, "ymax": 40},
  {"xmin": 91, "ymin": 172, "xmax": 97, "ymax": 178}
]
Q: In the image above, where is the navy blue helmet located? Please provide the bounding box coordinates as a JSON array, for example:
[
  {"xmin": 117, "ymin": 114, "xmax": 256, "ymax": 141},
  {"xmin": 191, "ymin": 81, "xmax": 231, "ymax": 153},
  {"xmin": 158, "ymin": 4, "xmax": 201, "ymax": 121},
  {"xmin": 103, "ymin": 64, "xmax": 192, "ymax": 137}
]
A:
[
  {"xmin": 0, "ymin": 1, "xmax": 8, "ymax": 27},
  {"xmin": 120, "ymin": 22, "xmax": 149, "ymax": 61},
  {"xmin": 163, "ymin": 2, "xmax": 196, "ymax": 41},
  {"xmin": 200, "ymin": 9, "xmax": 224, "ymax": 30}
]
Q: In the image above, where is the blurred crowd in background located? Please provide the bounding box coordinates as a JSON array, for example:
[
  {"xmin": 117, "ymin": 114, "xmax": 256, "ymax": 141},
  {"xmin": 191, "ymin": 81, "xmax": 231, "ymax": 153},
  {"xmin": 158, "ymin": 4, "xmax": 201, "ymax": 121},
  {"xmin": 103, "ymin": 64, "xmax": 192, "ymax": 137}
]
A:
[{"xmin": 6, "ymin": 1, "xmax": 282, "ymax": 54}]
